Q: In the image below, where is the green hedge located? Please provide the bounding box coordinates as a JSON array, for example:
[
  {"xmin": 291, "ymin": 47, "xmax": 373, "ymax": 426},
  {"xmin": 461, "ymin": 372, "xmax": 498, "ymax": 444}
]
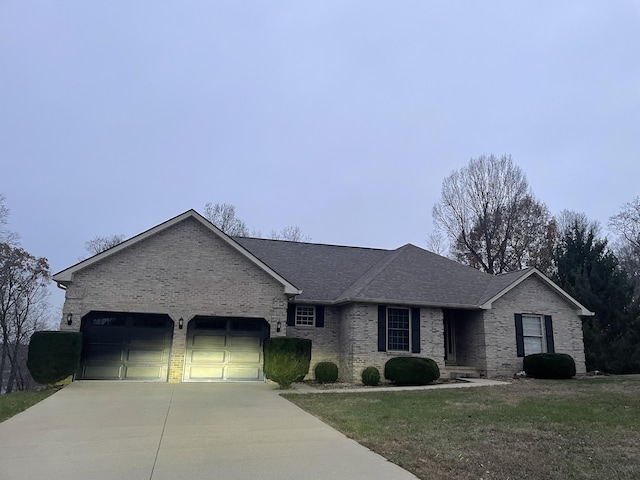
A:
[
  {"xmin": 384, "ymin": 357, "xmax": 440, "ymax": 385},
  {"xmin": 523, "ymin": 353, "xmax": 576, "ymax": 379},
  {"xmin": 263, "ymin": 337, "xmax": 311, "ymax": 389},
  {"xmin": 361, "ymin": 366, "xmax": 380, "ymax": 386},
  {"xmin": 314, "ymin": 362, "xmax": 338, "ymax": 383},
  {"xmin": 27, "ymin": 331, "xmax": 82, "ymax": 385}
]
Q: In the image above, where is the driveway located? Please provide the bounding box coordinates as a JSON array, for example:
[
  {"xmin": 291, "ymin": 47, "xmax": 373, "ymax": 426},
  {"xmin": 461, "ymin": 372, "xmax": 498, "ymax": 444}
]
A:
[{"xmin": 0, "ymin": 382, "xmax": 418, "ymax": 480}]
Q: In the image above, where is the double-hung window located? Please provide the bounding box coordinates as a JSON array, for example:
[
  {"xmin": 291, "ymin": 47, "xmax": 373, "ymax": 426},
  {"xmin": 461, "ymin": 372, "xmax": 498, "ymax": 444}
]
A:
[
  {"xmin": 522, "ymin": 314, "xmax": 544, "ymax": 355},
  {"xmin": 515, "ymin": 313, "xmax": 554, "ymax": 357},
  {"xmin": 387, "ymin": 307, "xmax": 410, "ymax": 351},
  {"xmin": 378, "ymin": 305, "xmax": 420, "ymax": 353}
]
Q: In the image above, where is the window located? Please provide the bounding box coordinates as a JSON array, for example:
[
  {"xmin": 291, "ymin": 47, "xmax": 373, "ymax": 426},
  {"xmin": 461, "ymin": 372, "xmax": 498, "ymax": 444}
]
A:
[
  {"xmin": 387, "ymin": 308, "xmax": 410, "ymax": 351},
  {"xmin": 515, "ymin": 314, "xmax": 555, "ymax": 357},
  {"xmin": 295, "ymin": 306, "xmax": 316, "ymax": 326},
  {"xmin": 522, "ymin": 314, "xmax": 544, "ymax": 355},
  {"xmin": 378, "ymin": 305, "xmax": 420, "ymax": 353}
]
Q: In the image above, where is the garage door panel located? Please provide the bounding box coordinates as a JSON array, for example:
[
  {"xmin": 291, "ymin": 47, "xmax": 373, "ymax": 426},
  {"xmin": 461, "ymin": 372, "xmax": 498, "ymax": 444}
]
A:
[
  {"xmin": 125, "ymin": 366, "xmax": 164, "ymax": 379},
  {"xmin": 83, "ymin": 330, "xmax": 126, "ymax": 345},
  {"xmin": 227, "ymin": 366, "xmax": 261, "ymax": 380},
  {"xmin": 229, "ymin": 351, "xmax": 261, "ymax": 363},
  {"xmin": 188, "ymin": 366, "xmax": 225, "ymax": 379},
  {"xmin": 83, "ymin": 345, "xmax": 124, "ymax": 364},
  {"xmin": 229, "ymin": 336, "xmax": 261, "ymax": 348},
  {"xmin": 127, "ymin": 348, "xmax": 166, "ymax": 363},
  {"xmin": 83, "ymin": 365, "xmax": 123, "ymax": 380},
  {"xmin": 192, "ymin": 335, "xmax": 226, "ymax": 347},
  {"xmin": 191, "ymin": 350, "xmax": 225, "ymax": 363},
  {"xmin": 129, "ymin": 331, "xmax": 169, "ymax": 345}
]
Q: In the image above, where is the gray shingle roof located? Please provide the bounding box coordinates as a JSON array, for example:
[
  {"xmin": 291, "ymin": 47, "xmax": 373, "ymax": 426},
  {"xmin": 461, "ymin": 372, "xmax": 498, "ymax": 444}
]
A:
[{"xmin": 234, "ymin": 237, "xmax": 513, "ymax": 308}]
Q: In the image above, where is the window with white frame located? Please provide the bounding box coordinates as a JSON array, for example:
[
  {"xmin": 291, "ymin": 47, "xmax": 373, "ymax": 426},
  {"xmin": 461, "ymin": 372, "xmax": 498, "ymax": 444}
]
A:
[
  {"xmin": 387, "ymin": 307, "xmax": 410, "ymax": 351},
  {"xmin": 295, "ymin": 305, "xmax": 316, "ymax": 326},
  {"xmin": 522, "ymin": 314, "xmax": 544, "ymax": 355}
]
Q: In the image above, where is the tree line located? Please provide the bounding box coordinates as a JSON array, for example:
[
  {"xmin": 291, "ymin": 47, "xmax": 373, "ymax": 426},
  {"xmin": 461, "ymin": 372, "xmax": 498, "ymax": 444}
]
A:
[
  {"xmin": 84, "ymin": 202, "xmax": 310, "ymax": 256},
  {"xmin": 0, "ymin": 194, "xmax": 50, "ymax": 393},
  {"xmin": 431, "ymin": 154, "xmax": 640, "ymax": 373}
]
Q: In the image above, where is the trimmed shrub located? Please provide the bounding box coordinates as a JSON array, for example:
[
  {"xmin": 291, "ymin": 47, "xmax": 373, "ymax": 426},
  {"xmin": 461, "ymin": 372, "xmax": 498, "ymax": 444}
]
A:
[
  {"xmin": 263, "ymin": 337, "xmax": 312, "ymax": 389},
  {"xmin": 523, "ymin": 353, "xmax": 576, "ymax": 379},
  {"xmin": 27, "ymin": 331, "xmax": 83, "ymax": 385},
  {"xmin": 361, "ymin": 366, "xmax": 380, "ymax": 386},
  {"xmin": 315, "ymin": 361, "xmax": 338, "ymax": 383},
  {"xmin": 384, "ymin": 356, "xmax": 440, "ymax": 385}
]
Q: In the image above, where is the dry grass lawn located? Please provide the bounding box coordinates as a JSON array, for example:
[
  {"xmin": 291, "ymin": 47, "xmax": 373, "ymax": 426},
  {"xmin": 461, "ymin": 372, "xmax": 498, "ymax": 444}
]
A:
[
  {"xmin": 0, "ymin": 389, "xmax": 56, "ymax": 423},
  {"xmin": 284, "ymin": 375, "xmax": 640, "ymax": 480}
]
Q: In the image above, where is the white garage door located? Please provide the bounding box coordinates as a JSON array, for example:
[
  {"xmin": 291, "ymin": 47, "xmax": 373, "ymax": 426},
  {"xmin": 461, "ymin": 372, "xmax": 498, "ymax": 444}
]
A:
[{"xmin": 184, "ymin": 316, "xmax": 269, "ymax": 381}]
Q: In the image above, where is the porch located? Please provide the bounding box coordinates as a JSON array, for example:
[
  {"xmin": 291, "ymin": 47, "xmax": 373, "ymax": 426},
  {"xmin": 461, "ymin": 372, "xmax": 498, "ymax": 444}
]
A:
[{"xmin": 442, "ymin": 309, "xmax": 486, "ymax": 378}]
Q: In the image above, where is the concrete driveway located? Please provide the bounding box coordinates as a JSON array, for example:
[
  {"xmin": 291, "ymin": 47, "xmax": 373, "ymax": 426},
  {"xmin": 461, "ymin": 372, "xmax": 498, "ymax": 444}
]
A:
[{"xmin": 0, "ymin": 382, "xmax": 418, "ymax": 480}]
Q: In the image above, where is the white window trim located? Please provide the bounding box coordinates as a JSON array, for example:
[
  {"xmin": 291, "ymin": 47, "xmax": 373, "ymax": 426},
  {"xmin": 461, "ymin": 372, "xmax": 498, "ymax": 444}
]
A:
[
  {"xmin": 522, "ymin": 314, "xmax": 545, "ymax": 355},
  {"xmin": 387, "ymin": 307, "xmax": 411, "ymax": 352},
  {"xmin": 294, "ymin": 305, "xmax": 316, "ymax": 327}
]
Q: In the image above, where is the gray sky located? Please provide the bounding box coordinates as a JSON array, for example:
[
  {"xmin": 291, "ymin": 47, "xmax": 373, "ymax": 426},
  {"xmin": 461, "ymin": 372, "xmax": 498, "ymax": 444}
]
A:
[{"xmin": 1, "ymin": 2, "xmax": 639, "ymax": 313}]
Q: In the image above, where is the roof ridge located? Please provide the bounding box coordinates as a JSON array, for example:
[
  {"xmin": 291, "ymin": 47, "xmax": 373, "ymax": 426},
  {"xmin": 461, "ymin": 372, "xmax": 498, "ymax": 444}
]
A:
[
  {"xmin": 232, "ymin": 236, "xmax": 391, "ymax": 252},
  {"xmin": 336, "ymin": 245, "xmax": 411, "ymax": 301}
]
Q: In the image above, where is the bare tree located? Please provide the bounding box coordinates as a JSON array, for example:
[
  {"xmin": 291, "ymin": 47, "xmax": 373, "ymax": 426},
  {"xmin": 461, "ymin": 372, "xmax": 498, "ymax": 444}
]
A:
[
  {"xmin": 609, "ymin": 196, "xmax": 640, "ymax": 297},
  {"xmin": 269, "ymin": 226, "xmax": 311, "ymax": 242},
  {"xmin": 425, "ymin": 232, "xmax": 448, "ymax": 256},
  {"xmin": 610, "ymin": 196, "xmax": 640, "ymax": 254},
  {"xmin": 556, "ymin": 209, "xmax": 601, "ymax": 238},
  {"xmin": 203, "ymin": 202, "xmax": 310, "ymax": 241},
  {"xmin": 0, "ymin": 244, "xmax": 50, "ymax": 393},
  {"xmin": 432, "ymin": 154, "xmax": 552, "ymax": 274},
  {"xmin": 0, "ymin": 194, "xmax": 18, "ymax": 245},
  {"xmin": 85, "ymin": 234, "xmax": 125, "ymax": 256},
  {"xmin": 203, "ymin": 203, "xmax": 249, "ymax": 236}
]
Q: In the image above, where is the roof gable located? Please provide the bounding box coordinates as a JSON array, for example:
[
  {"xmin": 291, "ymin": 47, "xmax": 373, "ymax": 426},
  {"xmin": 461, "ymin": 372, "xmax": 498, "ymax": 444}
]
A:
[
  {"xmin": 52, "ymin": 210, "xmax": 301, "ymax": 295},
  {"xmin": 479, "ymin": 268, "xmax": 594, "ymax": 316}
]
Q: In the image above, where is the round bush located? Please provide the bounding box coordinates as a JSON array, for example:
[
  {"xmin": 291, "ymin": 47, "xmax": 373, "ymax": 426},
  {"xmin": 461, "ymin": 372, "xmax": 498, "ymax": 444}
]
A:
[
  {"xmin": 361, "ymin": 366, "xmax": 380, "ymax": 386},
  {"xmin": 523, "ymin": 353, "xmax": 576, "ymax": 379},
  {"xmin": 315, "ymin": 361, "xmax": 338, "ymax": 383},
  {"xmin": 384, "ymin": 357, "xmax": 440, "ymax": 385}
]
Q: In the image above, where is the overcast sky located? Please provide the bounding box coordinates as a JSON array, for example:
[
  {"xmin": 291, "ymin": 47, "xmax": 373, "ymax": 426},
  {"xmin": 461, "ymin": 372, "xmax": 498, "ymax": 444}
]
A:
[{"xmin": 1, "ymin": 1, "xmax": 639, "ymax": 314}]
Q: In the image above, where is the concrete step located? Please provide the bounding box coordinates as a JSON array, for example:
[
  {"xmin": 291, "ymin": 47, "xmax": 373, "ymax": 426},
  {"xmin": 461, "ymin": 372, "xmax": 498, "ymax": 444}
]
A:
[{"xmin": 445, "ymin": 366, "xmax": 483, "ymax": 379}]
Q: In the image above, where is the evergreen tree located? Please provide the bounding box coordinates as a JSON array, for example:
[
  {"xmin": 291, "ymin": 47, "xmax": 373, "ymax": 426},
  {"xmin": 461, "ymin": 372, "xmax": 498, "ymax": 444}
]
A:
[{"xmin": 554, "ymin": 223, "xmax": 640, "ymax": 373}]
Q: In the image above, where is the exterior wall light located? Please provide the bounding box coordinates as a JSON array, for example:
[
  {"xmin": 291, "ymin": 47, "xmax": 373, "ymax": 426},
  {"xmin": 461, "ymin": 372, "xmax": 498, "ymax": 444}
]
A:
[
  {"xmin": 66, "ymin": 313, "xmax": 73, "ymax": 326},
  {"xmin": 276, "ymin": 320, "xmax": 282, "ymax": 333},
  {"xmin": 178, "ymin": 318, "xmax": 184, "ymax": 329}
]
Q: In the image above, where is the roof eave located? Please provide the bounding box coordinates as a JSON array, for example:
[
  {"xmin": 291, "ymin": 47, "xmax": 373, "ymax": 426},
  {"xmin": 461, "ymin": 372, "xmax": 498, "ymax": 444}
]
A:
[{"xmin": 333, "ymin": 296, "xmax": 481, "ymax": 309}]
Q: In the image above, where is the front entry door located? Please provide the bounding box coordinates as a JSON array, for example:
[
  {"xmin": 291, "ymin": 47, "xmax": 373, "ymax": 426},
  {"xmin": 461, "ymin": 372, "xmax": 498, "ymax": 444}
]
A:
[{"xmin": 444, "ymin": 315, "xmax": 456, "ymax": 365}]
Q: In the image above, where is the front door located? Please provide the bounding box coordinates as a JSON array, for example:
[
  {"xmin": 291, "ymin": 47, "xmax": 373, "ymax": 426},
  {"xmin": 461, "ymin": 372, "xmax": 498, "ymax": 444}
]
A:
[{"xmin": 444, "ymin": 314, "xmax": 456, "ymax": 365}]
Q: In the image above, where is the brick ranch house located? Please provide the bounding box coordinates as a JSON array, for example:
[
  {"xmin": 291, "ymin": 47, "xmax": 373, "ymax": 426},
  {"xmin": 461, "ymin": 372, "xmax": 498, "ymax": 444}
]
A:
[{"xmin": 52, "ymin": 210, "xmax": 592, "ymax": 383}]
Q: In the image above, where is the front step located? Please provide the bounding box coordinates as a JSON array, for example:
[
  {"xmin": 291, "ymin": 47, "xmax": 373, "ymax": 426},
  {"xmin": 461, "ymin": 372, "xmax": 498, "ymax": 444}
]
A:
[{"xmin": 445, "ymin": 365, "xmax": 483, "ymax": 379}]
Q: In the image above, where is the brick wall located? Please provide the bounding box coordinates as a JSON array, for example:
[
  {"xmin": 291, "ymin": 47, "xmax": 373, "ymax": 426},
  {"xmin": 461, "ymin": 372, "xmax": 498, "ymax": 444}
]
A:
[
  {"xmin": 339, "ymin": 303, "xmax": 445, "ymax": 383},
  {"xmin": 58, "ymin": 217, "xmax": 289, "ymax": 382},
  {"xmin": 483, "ymin": 275, "xmax": 587, "ymax": 376},
  {"xmin": 286, "ymin": 306, "xmax": 341, "ymax": 379}
]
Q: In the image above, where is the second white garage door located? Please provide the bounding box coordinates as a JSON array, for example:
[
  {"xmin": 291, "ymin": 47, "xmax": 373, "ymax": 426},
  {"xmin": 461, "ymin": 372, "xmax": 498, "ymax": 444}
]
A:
[{"xmin": 184, "ymin": 316, "xmax": 269, "ymax": 381}]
